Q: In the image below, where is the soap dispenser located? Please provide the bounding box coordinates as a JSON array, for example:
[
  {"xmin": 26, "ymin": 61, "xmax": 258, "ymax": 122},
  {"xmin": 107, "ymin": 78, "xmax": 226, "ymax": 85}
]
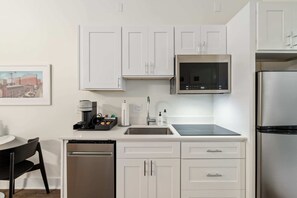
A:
[
  {"xmin": 157, "ymin": 112, "xmax": 163, "ymax": 126},
  {"xmin": 162, "ymin": 109, "xmax": 167, "ymax": 125}
]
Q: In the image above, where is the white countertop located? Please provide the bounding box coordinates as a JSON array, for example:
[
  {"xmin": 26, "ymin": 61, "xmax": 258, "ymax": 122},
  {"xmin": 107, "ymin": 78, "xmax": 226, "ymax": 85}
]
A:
[{"xmin": 61, "ymin": 124, "xmax": 247, "ymax": 142}]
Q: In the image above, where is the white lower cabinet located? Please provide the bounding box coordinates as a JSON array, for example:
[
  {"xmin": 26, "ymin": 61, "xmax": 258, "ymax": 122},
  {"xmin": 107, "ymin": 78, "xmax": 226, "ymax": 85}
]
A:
[
  {"xmin": 149, "ymin": 159, "xmax": 180, "ymax": 198},
  {"xmin": 116, "ymin": 141, "xmax": 245, "ymax": 198},
  {"xmin": 117, "ymin": 158, "xmax": 180, "ymax": 198},
  {"xmin": 117, "ymin": 159, "xmax": 148, "ymax": 198},
  {"xmin": 117, "ymin": 142, "xmax": 180, "ymax": 198},
  {"xmin": 181, "ymin": 142, "xmax": 246, "ymax": 198}
]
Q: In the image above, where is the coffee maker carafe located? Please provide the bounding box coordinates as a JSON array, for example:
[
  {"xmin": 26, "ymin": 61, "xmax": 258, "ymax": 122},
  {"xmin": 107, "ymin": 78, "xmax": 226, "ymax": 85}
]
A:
[{"xmin": 73, "ymin": 100, "xmax": 97, "ymax": 129}]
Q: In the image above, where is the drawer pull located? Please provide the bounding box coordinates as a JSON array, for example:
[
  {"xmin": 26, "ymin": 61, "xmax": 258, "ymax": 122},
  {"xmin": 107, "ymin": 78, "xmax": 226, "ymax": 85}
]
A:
[
  {"xmin": 144, "ymin": 160, "xmax": 146, "ymax": 176},
  {"xmin": 207, "ymin": 149, "xmax": 222, "ymax": 153},
  {"xmin": 207, "ymin": 173, "xmax": 223, "ymax": 177},
  {"xmin": 150, "ymin": 160, "xmax": 153, "ymax": 176}
]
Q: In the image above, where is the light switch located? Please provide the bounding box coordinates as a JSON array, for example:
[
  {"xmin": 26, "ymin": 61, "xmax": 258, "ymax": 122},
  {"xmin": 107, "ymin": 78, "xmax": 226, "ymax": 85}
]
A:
[{"xmin": 133, "ymin": 104, "xmax": 143, "ymax": 113}]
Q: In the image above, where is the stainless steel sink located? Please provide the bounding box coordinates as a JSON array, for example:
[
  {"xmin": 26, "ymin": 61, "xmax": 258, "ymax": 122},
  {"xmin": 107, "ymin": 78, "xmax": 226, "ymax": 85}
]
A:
[{"xmin": 124, "ymin": 128, "xmax": 173, "ymax": 135}]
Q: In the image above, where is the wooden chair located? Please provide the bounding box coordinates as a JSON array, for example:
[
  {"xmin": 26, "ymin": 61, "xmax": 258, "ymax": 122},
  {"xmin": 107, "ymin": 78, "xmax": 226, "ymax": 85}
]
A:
[{"xmin": 0, "ymin": 138, "xmax": 50, "ymax": 198}]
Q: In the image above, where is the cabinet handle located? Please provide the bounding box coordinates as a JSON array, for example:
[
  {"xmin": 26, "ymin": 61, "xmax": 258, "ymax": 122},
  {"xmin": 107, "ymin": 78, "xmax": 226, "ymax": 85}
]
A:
[
  {"xmin": 207, "ymin": 173, "xmax": 223, "ymax": 177},
  {"xmin": 144, "ymin": 160, "xmax": 146, "ymax": 176},
  {"xmin": 293, "ymin": 34, "xmax": 297, "ymax": 47},
  {"xmin": 207, "ymin": 149, "xmax": 222, "ymax": 153},
  {"xmin": 285, "ymin": 32, "xmax": 293, "ymax": 48},
  {"xmin": 150, "ymin": 160, "xmax": 153, "ymax": 176}
]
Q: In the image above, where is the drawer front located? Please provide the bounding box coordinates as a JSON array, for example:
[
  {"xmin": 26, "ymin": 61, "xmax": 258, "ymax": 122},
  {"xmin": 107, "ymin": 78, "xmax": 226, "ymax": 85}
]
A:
[
  {"xmin": 181, "ymin": 159, "xmax": 245, "ymax": 190},
  {"xmin": 182, "ymin": 142, "xmax": 245, "ymax": 159},
  {"xmin": 182, "ymin": 190, "xmax": 245, "ymax": 198},
  {"xmin": 117, "ymin": 142, "xmax": 180, "ymax": 159}
]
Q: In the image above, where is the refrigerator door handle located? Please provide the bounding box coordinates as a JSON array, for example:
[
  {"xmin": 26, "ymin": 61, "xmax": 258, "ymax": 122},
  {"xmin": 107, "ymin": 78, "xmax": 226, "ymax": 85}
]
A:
[{"xmin": 257, "ymin": 72, "xmax": 263, "ymax": 126}]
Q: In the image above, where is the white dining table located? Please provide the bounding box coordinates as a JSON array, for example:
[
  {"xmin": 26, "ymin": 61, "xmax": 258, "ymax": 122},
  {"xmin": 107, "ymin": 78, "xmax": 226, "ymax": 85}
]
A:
[{"xmin": 0, "ymin": 136, "xmax": 27, "ymax": 198}]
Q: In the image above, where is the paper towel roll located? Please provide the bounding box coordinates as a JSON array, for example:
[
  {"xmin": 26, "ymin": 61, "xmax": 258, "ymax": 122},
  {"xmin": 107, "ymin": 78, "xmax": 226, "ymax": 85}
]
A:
[{"xmin": 121, "ymin": 100, "xmax": 130, "ymax": 126}]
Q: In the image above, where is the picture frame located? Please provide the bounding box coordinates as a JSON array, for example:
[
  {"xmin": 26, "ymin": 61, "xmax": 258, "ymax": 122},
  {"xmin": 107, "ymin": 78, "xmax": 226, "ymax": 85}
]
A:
[{"xmin": 0, "ymin": 65, "xmax": 51, "ymax": 105}]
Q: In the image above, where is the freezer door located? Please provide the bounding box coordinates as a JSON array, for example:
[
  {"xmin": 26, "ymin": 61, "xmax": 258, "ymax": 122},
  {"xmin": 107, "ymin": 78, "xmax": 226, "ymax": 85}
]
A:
[
  {"xmin": 257, "ymin": 132, "xmax": 297, "ymax": 198},
  {"xmin": 257, "ymin": 71, "xmax": 297, "ymax": 126}
]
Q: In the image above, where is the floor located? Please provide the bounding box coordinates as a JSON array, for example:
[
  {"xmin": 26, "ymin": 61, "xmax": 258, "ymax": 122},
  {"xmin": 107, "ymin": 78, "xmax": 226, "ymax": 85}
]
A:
[{"xmin": 0, "ymin": 190, "xmax": 60, "ymax": 198}]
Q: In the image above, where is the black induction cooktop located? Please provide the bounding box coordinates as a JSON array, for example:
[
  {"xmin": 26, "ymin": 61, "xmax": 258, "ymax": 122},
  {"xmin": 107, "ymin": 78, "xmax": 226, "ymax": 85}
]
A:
[{"xmin": 172, "ymin": 124, "xmax": 240, "ymax": 136}]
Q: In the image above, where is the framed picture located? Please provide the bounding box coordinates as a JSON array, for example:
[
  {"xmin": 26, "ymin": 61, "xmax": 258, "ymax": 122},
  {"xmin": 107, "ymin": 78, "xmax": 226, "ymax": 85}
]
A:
[{"xmin": 0, "ymin": 65, "xmax": 51, "ymax": 105}]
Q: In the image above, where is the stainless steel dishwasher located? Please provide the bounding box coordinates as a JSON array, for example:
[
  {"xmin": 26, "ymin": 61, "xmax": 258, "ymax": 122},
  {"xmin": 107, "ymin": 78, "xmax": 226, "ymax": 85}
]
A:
[{"xmin": 67, "ymin": 140, "xmax": 116, "ymax": 198}]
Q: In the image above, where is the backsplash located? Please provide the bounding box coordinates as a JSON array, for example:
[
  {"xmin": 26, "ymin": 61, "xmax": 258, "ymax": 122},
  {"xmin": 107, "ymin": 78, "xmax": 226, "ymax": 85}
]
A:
[{"xmin": 79, "ymin": 80, "xmax": 214, "ymax": 125}]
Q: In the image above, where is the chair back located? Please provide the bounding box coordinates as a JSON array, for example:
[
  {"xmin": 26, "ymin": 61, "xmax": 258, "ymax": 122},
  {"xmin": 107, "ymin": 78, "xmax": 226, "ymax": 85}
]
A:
[{"xmin": 0, "ymin": 138, "xmax": 39, "ymax": 166}]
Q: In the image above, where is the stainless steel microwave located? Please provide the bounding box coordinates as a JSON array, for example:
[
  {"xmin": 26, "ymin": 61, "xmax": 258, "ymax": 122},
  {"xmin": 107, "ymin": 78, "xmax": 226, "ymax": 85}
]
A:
[{"xmin": 170, "ymin": 54, "xmax": 231, "ymax": 94}]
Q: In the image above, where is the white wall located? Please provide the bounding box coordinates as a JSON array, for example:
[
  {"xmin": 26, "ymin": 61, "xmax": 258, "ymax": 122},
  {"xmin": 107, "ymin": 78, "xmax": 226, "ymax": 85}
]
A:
[
  {"xmin": 214, "ymin": 4, "xmax": 253, "ymax": 137},
  {"xmin": 213, "ymin": 2, "xmax": 256, "ymax": 198},
  {"xmin": 0, "ymin": 0, "xmax": 248, "ymax": 189}
]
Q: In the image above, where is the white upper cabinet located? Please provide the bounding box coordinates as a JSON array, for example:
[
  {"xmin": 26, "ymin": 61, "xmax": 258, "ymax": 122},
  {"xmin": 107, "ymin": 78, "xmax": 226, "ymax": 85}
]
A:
[
  {"xmin": 122, "ymin": 27, "xmax": 148, "ymax": 76},
  {"xmin": 175, "ymin": 26, "xmax": 201, "ymax": 54},
  {"xmin": 201, "ymin": 25, "xmax": 227, "ymax": 54},
  {"xmin": 80, "ymin": 26, "xmax": 125, "ymax": 90},
  {"xmin": 122, "ymin": 26, "xmax": 174, "ymax": 78},
  {"xmin": 257, "ymin": 2, "xmax": 297, "ymax": 50},
  {"xmin": 148, "ymin": 27, "xmax": 174, "ymax": 76},
  {"xmin": 175, "ymin": 25, "xmax": 227, "ymax": 54}
]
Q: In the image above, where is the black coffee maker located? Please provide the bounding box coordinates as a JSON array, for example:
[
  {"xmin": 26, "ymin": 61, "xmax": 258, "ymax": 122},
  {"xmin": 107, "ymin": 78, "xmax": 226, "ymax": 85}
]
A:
[{"xmin": 73, "ymin": 100, "xmax": 97, "ymax": 130}]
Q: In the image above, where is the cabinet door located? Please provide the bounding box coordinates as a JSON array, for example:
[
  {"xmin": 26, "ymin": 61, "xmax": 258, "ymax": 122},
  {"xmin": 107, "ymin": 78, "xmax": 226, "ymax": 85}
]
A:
[
  {"xmin": 122, "ymin": 27, "xmax": 148, "ymax": 76},
  {"xmin": 149, "ymin": 159, "xmax": 180, "ymax": 198},
  {"xmin": 117, "ymin": 159, "xmax": 148, "ymax": 198},
  {"xmin": 257, "ymin": 2, "xmax": 293, "ymax": 50},
  {"xmin": 80, "ymin": 26, "xmax": 123, "ymax": 90},
  {"xmin": 175, "ymin": 26, "xmax": 201, "ymax": 54},
  {"xmin": 148, "ymin": 27, "xmax": 174, "ymax": 76},
  {"xmin": 201, "ymin": 25, "xmax": 226, "ymax": 54}
]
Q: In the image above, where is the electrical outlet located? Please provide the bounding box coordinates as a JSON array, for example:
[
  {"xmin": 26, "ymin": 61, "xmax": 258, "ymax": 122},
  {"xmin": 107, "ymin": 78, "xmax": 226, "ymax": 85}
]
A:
[{"xmin": 133, "ymin": 104, "xmax": 143, "ymax": 113}]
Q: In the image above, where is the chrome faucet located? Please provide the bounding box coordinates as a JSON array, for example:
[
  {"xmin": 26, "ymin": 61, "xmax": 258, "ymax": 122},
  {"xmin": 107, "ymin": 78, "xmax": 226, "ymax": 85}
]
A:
[{"xmin": 146, "ymin": 96, "xmax": 156, "ymax": 125}]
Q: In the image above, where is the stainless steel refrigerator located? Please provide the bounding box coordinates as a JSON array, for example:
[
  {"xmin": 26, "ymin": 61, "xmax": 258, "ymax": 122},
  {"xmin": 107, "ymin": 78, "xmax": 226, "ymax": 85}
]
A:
[{"xmin": 257, "ymin": 71, "xmax": 297, "ymax": 198}]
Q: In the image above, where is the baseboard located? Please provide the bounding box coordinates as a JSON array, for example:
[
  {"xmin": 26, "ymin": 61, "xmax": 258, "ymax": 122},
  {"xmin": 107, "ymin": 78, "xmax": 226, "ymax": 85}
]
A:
[{"xmin": 0, "ymin": 177, "xmax": 60, "ymax": 190}]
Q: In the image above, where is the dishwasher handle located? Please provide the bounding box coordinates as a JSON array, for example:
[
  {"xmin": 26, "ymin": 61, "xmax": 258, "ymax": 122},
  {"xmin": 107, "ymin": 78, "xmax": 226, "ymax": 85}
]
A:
[{"xmin": 67, "ymin": 151, "xmax": 113, "ymax": 157}]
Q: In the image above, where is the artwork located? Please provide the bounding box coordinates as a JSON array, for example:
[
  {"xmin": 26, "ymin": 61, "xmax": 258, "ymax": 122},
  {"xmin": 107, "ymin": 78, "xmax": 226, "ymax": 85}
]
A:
[{"xmin": 0, "ymin": 65, "xmax": 51, "ymax": 105}]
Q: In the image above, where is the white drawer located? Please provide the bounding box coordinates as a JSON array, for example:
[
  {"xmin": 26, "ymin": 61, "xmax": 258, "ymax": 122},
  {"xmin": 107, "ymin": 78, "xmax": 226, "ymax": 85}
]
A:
[
  {"xmin": 117, "ymin": 142, "xmax": 180, "ymax": 159},
  {"xmin": 182, "ymin": 190, "xmax": 245, "ymax": 198},
  {"xmin": 181, "ymin": 159, "xmax": 245, "ymax": 190},
  {"xmin": 182, "ymin": 142, "xmax": 245, "ymax": 159}
]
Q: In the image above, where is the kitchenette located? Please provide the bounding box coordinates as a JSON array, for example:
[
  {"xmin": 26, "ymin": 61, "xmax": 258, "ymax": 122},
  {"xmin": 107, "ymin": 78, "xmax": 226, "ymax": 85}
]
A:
[
  {"xmin": 61, "ymin": 124, "xmax": 246, "ymax": 198},
  {"xmin": 60, "ymin": 18, "xmax": 246, "ymax": 198},
  {"xmin": 1, "ymin": 1, "xmax": 297, "ymax": 198}
]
